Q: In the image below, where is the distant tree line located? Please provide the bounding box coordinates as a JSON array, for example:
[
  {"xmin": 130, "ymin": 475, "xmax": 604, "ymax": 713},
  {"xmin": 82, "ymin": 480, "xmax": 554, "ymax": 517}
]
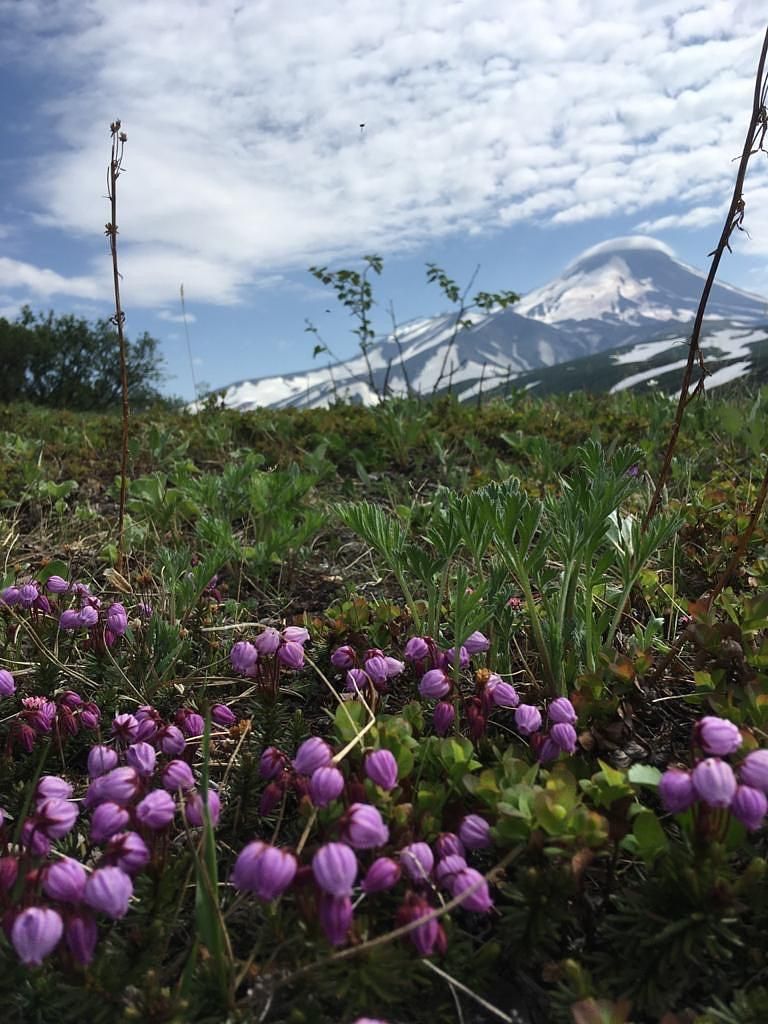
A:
[{"xmin": 0, "ymin": 307, "xmax": 167, "ymax": 410}]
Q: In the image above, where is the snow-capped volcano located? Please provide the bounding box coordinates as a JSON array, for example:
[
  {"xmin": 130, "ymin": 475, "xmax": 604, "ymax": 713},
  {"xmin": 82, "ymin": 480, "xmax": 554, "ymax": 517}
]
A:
[
  {"xmin": 214, "ymin": 236, "xmax": 768, "ymax": 410},
  {"xmin": 514, "ymin": 236, "xmax": 767, "ymax": 352}
]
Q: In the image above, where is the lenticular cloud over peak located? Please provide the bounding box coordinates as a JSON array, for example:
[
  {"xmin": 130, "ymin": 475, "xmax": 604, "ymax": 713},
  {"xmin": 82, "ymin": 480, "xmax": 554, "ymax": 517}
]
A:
[{"xmin": 565, "ymin": 236, "xmax": 676, "ymax": 269}]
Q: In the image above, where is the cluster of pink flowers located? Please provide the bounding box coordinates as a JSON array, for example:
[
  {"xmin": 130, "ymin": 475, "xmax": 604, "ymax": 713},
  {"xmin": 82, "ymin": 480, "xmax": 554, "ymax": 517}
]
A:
[
  {"xmin": 659, "ymin": 716, "xmax": 768, "ymax": 832},
  {"xmin": 1, "ymin": 701, "xmax": 229, "ymax": 967},
  {"xmin": 0, "ymin": 670, "xmax": 101, "ymax": 754},
  {"xmin": 230, "ymin": 625, "xmax": 311, "ymax": 694},
  {"xmin": 331, "ymin": 634, "xmax": 579, "ymax": 761},
  {"xmin": 231, "ymin": 736, "xmax": 494, "ymax": 953},
  {"xmin": 1, "ymin": 574, "xmax": 130, "ymax": 649}
]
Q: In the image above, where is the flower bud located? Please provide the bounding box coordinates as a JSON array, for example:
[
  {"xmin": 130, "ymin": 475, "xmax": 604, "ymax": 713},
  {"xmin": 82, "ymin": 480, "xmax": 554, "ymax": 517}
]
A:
[
  {"xmin": 282, "ymin": 626, "xmax": 309, "ymax": 645},
  {"xmin": 739, "ymin": 750, "xmax": 768, "ymax": 794},
  {"xmin": 136, "ymin": 790, "xmax": 176, "ymax": 830},
  {"xmin": 88, "ymin": 745, "xmax": 118, "ymax": 778},
  {"xmin": 345, "ymin": 803, "xmax": 389, "ymax": 849},
  {"xmin": 126, "ymin": 741, "xmax": 157, "ymax": 777},
  {"xmin": 37, "ymin": 797, "xmax": 79, "ymax": 839},
  {"xmin": 309, "ymin": 766, "xmax": 345, "ymax": 807},
  {"xmin": 312, "ymin": 842, "xmax": 358, "ymax": 896},
  {"xmin": 259, "ymin": 746, "xmax": 287, "ymax": 780},
  {"xmin": 90, "ymin": 802, "xmax": 130, "ymax": 843},
  {"xmin": 103, "ymin": 831, "xmax": 150, "ymax": 874},
  {"xmin": 84, "ymin": 866, "xmax": 133, "ymax": 919},
  {"xmin": 36, "ymin": 776, "xmax": 73, "ymax": 800},
  {"xmin": 106, "ymin": 602, "xmax": 128, "ymax": 637},
  {"xmin": 550, "ymin": 722, "xmax": 578, "ymax": 754},
  {"xmin": 514, "ymin": 704, "xmax": 542, "ymax": 735},
  {"xmin": 331, "ymin": 645, "xmax": 356, "ymax": 669},
  {"xmin": 419, "ymin": 669, "xmax": 450, "ymax": 700},
  {"xmin": 458, "ymin": 814, "xmax": 491, "ymax": 850},
  {"xmin": 433, "ymin": 701, "xmax": 455, "ymax": 736},
  {"xmin": 450, "ymin": 867, "xmax": 493, "ymax": 912},
  {"xmin": 211, "ymin": 704, "xmax": 236, "ymax": 727},
  {"xmin": 404, "ymin": 636, "xmax": 429, "ymax": 661},
  {"xmin": 254, "ymin": 627, "xmax": 281, "ymax": 655},
  {"xmin": 0, "ymin": 668, "xmax": 16, "ymax": 697},
  {"xmin": 463, "ymin": 631, "xmax": 490, "ymax": 655},
  {"xmin": 230, "ymin": 640, "xmax": 258, "ymax": 675},
  {"xmin": 696, "ymin": 716, "xmax": 742, "ymax": 756},
  {"xmin": 43, "ymin": 857, "xmax": 87, "ymax": 903},
  {"xmin": 231, "ymin": 842, "xmax": 297, "ymax": 900},
  {"xmin": 65, "ymin": 910, "xmax": 98, "ymax": 965},
  {"xmin": 278, "ymin": 640, "xmax": 304, "ymax": 670},
  {"xmin": 548, "ymin": 697, "xmax": 577, "ymax": 725},
  {"xmin": 659, "ymin": 768, "xmax": 695, "ymax": 813},
  {"xmin": 162, "ymin": 759, "xmax": 196, "ymax": 791},
  {"xmin": 364, "ymin": 749, "xmax": 399, "ymax": 791},
  {"xmin": 46, "ymin": 575, "xmax": 70, "ymax": 594},
  {"xmin": 11, "ymin": 907, "xmax": 63, "ymax": 965},
  {"xmin": 185, "ymin": 789, "xmax": 221, "ymax": 827},
  {"xmin": 399, "ymin": 842, "xmax": 434, "ymax": 883},
  {"xmin": 692, "ymin": 758, "xmax": 737, "ymax": 808},
  {"xmin": 361, "ymin": 856, "xmax": 401, "ymax": 893},
  {"xmin": 293, "ymin": 737, "xmax": 333, "ymax": 775},
  {"xmin": 434, "ymin": 832, "xmax": 465, "ymax": 860},
  {"xmin": 318, "ymin": 892, "xmax": 353, "ymax": 946},
  {"xmin": 731, "ymin": 785, "xmax": 768, "ymax": 831}
]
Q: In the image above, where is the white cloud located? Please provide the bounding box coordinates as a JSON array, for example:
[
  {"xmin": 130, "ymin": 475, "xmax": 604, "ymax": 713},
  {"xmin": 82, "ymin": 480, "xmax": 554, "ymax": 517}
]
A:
[
  {"xmin": 1, "ymin": 0, "xmax": 767, "ymax": 306},
  {"xmin": 157, "ymin": 309, "xmax": 197, "ymax": 324},
  {"xmin": 0, "ymin": 256, "xmax": 104, "ymax": 300}
]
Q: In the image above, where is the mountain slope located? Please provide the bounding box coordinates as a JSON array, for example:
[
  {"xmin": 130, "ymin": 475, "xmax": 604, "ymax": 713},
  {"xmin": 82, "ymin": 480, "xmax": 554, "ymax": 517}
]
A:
[
  {"xmin": 483, "ymin": 322, "xmax": 768, "ymax": 398},
  {"xmin": 215, "ymin": 237, "xmax": 768, "ymax": 410},
  {"xmin": 514, "ymin": 237, "xmax": 767, "ymax": 352}
]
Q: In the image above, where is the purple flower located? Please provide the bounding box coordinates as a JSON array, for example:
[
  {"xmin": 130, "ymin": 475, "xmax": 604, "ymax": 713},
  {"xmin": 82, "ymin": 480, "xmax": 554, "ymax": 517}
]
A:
[
  {"xmin": 435, "ymin": 854, "xmax": 468, "ymax": 889},
  {"xmin": 22, "ymin": 697, "xmax": 56, "ymax": 733},
  {"xmin": 445, "ymin": 646, "xmax": 469, "ymax": 669},
  {"xmin": 87, "ymin": 745, "xmax": 118, "ymax": 779},
  {"xmin": 104, "ymin": 831, "xmax": 150, "ymax": 875},
  {"xmin": 312, "ymin": 842, "xmax": 358, "ymax": 896},
  {"xmin": 91, "ymin": 802, "xmax": 131, "ymax": 843},
  {"xmin": 365, "ymin": 749, "xmax": 399, "ymax": 791},
  {"xmin": 278, "ymin": 640, "xmax": 305, "ymax": 670},
  {"xmin": 136, "ymin": 790, "xmax": 176, "ymax": 830},
  {"xmin": 65, "ymin": 911, "xmax": 98, "ymax": 966},
  {"xmin": 361, "ymin": 857, "xmax": 401, "ymax": 894},
  {"xmin": 486, "ymin": 677, "xmax": 520, "ymax": 709},
  {"xmin": 0, "ymin": 668, "xmax": 16, "ymax": 697},
  {"xmin": 43, "ymin": 858, "xmax": 87, "ymax": 903},
  {"xmin": 659, "ymin": 769, "xmax": 696, "ymax": 813},
  {"xmin": 0, "ymin": 585, "xmax": 20, "ymax": 606},
  {"xmin": 59, "ymin": 609, "xmax": 83, "ymax": 630},
  {"xmin": 404, "ymin": 636, "xmax": 430, "ymax": 661},
  {"xmin": 21, "ymin": 820, "xmax": 51, "ymax": 856},
  {"xmin": 179, "ymin": 711, "xmax": 205, "ymax": 738},
  {"xmin": 318, "ymin": 892, "xmax": 353, "ymax": 946},
  {"xmin": 331, "ymin": 645, "xmax": 356, "ymax": 669},
  {"xmin": 739, "ymin": 750, "xmax": 768, "ymax": 794},
  {"xmin": 550, "ymin": 722, "xmax": 578, "ymax": 754},
  {"xmin": 87, "ymin": 766, "xmax": 139, "ymax": 807},
  {"xmin": 18, "ymin": 582, "xmax": 39, "ymax": 608},
  {"xmin": 450, "ymin": 867, "xmax": 493, "ymax": 913},
  {"xmin": 345, "ymin": 668, "xmax": 371, "ymax": 694},
  {"xmin": 259, "ymin": 746, "xmax": 287, "ymax": 780},
  {"xmin": 211, "ymin": 704, "xmax": 236, "ymax": 727},
  {"xmin": 433, "ymin": 701, "xmax": 455, "ymax": 736},
  {"xmin": 514, "ymin": 704, "xmax": 542, "ymax": 736},
  {"xmin": 309, "ymin": 766, "xmax": 345, "ymax": 807},
  {"xmin": 80, "ymin": 702, "xmax": 100, "ymax": 730},
  {"xmin": 111, "ymin": 713, "xmax": 139, "ymax": 744},
  {"xmin": 458, "ymin": 814, "xmax": 491, "ymax": 850},
  {"xmin": 697, "ymin": 716, "xmax": 742, "ymax": 756},
  {"xmin": 36, "ymin": 776, "xmax": 73, "ymax": 800},
  {"xmin": 231, "ymin": 842, "xmax": 297, "ymax": 900},
  {"xmin": 46, "ymin": 575, "xmax": 70, "ymax": 594},
  {"xmin": 548, "ymin": 697, "xmax": 577, "ymax": 725},
  {"xmin": 107, "ymin": 602, "xmax": 128, "ymax": 637},
  {"xmin": 692, "ymin": 758, "xmax": 737, "ymax": 808},
  {"xmin": 11, "ymin": 907, "xmax": 63, "ymax": 965},
  {"xmin": 0, "ymin": 857, "xmax": 19, "ymax": 892},
  {"xmin": 731, "ymin": 785, "xmax": 768, "ymax": 831},
  {"xmin": 293, "ymin": 737, "xmax": 333, "ymax": 775},
  {"xmin": 419, "ymin": 669, "xmax": 450, "ymax": 700},
  {"xmin": 282, "ymin": 626, "xmax": 310, "ymax": 646},
  {"xmin": 37, "ymin": 797, "xmax": 79, "ymax": 839},
  {"xmin": 345, "ymin": 803, "xmax": 390, "ymax": 849},
  {"xmin": 464, "ymin": 631, "xmax": 490, "ymax": 655},
  {"xmin": 536, "ymin": 736, "xmax": 562, "ymax": 764},
  {"xmin": 84, "ymin": 866, "xmax": 133, "ymax": 919},
  {"xmin": 399, "ymin": 894, "xmax": 439, "ymax": 957},
  {"xmin": 434, "ymin": 832, "xmax": 465, "ymax": 860},
  {"xmin": 163, "ymin": 759, "xmax": 196, "ymax": 791},
  {"xmin": 185, "ymin": 789, "xmax": 221, "ymax": 827},
  {"xmin": 364, "ymin": 655, "xmax": 390, "ymax": 688},
  {"xmin": 157, "ymin": 725, "xmax": 186, "ymax": 756},
  {"xmin": 254, "ymin": 627, "xmax": 281, "ymax": 655},
  {"xmin": 230, "ymin": 641, "xmax": 258, "ymax": 675},
  {"xmin": 399, "ymin": 842, "xmax": 434, "ymax": 883},
  {"xmin": 126, "ymin": 741, "xmax": 157, "ymax": 777},
  {"xmin": 79, "ymin": 605, "xmax": 99, "ymax": 628}
]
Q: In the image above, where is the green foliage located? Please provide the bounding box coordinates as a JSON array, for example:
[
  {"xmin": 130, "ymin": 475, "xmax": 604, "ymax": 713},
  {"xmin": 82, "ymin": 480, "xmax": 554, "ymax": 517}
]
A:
[{"xmin": 0, "ymin": 306, "xmax": 166, "ymax": 409}]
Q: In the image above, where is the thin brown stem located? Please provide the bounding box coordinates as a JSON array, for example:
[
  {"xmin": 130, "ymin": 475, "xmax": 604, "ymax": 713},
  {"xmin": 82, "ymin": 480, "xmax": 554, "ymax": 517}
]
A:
[
  {"xmin": 106, "ymin": 119, "xmax": 130, "ymax": 573},
  {"xmin": 644, "ymin": 27, "xmax": 768, "ymax": 529}
]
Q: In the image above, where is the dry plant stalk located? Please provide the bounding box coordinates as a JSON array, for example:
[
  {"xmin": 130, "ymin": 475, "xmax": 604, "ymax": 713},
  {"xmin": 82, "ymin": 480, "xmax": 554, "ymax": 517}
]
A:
[
  {"xmin": 644, "ymin": 26, "xmax": 768, "ymax": 530},
  {"xmin": 106, "ymin": 120, "xmax": 130, "ymax": 573}
]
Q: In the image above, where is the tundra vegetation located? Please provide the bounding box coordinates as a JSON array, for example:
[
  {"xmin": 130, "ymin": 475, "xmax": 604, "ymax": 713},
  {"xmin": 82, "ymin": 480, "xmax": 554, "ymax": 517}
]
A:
[{"xmin": 1, "ymin": 386, "xmax": 768, "ymax": 1024}]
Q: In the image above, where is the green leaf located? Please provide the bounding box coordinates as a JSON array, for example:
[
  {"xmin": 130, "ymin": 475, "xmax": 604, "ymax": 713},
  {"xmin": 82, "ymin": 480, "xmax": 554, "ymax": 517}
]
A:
[{"xmin": 627, "ymin": 764, "xmax": 662, "ymax": 788}]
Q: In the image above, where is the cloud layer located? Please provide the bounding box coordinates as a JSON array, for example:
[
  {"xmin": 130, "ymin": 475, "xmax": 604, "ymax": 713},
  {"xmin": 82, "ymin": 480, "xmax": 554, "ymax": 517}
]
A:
[{"xmin": 1, "ymin": 0, "xmax": 766, "ymax": 307}]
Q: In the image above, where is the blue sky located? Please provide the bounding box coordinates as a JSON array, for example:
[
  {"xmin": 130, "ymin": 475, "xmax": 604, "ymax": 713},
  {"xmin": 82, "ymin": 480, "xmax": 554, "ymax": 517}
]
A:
[{"xmin": 0, "ymin": 0, "xmax": 766, "ymax": 400}]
